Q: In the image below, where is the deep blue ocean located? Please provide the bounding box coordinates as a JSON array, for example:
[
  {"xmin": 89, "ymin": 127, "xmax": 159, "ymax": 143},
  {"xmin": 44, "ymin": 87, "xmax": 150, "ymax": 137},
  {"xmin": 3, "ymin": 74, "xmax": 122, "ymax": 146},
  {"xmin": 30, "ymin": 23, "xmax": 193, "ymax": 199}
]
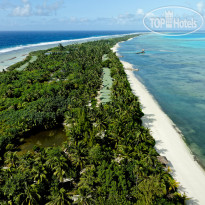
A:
[
  {"xmin": 0, "ymin": 30, "xmax": 137, "ymax": 70},
  {"xmin": 0, "ymin": 31, "xmax": 136, "ymax": 52},
  {"xmin": 119, "ymin": 33, "xmax": 205, "ymax": 167}
]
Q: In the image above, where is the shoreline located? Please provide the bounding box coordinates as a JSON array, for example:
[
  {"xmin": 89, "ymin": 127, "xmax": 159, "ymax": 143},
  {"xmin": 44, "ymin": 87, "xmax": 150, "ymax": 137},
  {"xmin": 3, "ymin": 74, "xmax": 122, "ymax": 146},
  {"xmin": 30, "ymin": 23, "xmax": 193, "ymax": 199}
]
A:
[
  {"xmin": 0, "ymin": 33, "xmax": 140, "ymax": 72},
  {"xmin": 112, "ymin": 42, "xmax": 205, "ymax": 204}
]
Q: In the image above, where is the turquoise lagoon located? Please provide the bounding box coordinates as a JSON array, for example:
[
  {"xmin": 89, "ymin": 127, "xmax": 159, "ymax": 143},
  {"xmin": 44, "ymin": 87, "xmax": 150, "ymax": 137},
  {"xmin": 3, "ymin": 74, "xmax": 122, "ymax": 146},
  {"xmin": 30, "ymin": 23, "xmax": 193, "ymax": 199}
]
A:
[{"xmin": 118, "ymin": 33, "xmax": 205, "ymax": 167}]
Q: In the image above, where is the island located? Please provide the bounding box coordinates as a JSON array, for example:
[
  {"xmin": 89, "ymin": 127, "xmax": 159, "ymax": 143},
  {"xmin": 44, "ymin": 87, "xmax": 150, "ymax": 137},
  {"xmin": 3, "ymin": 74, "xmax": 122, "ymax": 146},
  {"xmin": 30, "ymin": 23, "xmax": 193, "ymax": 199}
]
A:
[{"xmin": 0, "ymin": 35, "xmax": 186, "ymax": 204}]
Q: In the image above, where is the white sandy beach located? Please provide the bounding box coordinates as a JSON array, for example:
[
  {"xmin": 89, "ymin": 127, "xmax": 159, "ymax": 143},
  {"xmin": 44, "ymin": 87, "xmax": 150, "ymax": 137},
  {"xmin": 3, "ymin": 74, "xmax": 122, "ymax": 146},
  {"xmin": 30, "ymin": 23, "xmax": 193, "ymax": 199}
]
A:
[
  {"xmin": 112, "ymin": 43, "xmax": 205, "ymax": 205},
  {"xmin": 0, "ymin": 34, "xmax": 131, "ymax": 72},
  {"xmin": 111, "ymin": 42, "xmax": 121, "ymax": 55}
]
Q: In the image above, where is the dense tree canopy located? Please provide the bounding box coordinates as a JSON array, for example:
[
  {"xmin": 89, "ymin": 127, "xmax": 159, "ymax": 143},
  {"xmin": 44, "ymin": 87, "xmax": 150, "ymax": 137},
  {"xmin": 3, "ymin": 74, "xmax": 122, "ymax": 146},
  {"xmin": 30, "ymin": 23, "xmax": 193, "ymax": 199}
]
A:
[{"xmin": 0, "ymin": 35, "xmax": 186, "ymax": 204}]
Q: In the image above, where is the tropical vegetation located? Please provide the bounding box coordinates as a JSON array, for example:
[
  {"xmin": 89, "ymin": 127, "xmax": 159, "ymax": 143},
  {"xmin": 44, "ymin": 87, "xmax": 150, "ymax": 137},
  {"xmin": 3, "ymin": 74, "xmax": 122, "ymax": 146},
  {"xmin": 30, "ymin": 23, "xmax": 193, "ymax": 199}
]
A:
[{"xmin": 0, "ymin": 35, "xmax": 186, "ymax": 204}]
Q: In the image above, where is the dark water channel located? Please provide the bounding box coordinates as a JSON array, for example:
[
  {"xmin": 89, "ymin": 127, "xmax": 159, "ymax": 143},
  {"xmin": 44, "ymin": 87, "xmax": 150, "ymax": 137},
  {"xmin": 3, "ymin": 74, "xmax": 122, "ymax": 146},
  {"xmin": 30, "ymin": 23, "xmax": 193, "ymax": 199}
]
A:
[{"xmin": 18, "ymin": 127, "xmax": 67, "ymax": 154}]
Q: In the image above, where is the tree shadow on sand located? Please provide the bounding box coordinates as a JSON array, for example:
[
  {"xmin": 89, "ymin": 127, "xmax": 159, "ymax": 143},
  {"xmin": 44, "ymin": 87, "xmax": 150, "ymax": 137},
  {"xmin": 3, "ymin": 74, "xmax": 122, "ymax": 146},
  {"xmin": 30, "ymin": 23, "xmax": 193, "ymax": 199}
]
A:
[
  {"xmin": 140, "ymin": 106, "xmax": 199, "ymax": 204},
  {"xmin": 142, "ymin": 113, "xmax": 156, "ymax": 128},
  {"xmin": 154, "ymin": 139, "xmax": 167, "ymax": 155},
  {"xmin": 168, "ymin": 160, "xmax": 199, "ymax": 205}
]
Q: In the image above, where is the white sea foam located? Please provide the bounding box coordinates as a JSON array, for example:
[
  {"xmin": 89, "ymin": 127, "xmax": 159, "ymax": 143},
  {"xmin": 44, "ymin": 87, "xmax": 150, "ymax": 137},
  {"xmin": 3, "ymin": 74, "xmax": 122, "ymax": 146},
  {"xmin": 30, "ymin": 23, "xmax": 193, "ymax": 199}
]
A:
[
  {"xmin": 0, "ymin": 33, "xmax": 138, "ymax": 54},
  {"xmin": 0, "ymin": 32, "xmax": 140, "ymax": 72},
  {"xmin": 113, "ymin": 39, "xmax": 205, "ymax": 205}
]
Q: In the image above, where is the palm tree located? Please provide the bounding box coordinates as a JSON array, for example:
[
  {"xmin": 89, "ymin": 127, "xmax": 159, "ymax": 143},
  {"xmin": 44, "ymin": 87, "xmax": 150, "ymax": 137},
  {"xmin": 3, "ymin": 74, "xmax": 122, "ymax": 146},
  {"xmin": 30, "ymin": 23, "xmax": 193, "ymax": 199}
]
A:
[
  {"xmin": 134, "ymin": 175, "xmax": 166, "ymax": 204},
  {"xmin": 4, "ymin": 151, "xmax": 18, "ymax": 168},
  {"xmin": 46, "ymin": 149, "xmax": 69, "ymax": 182},
  {"xmin": 69, "ymin": 142, "xmax": 87, "ymax": 170},
  {"xmin": 16, "ymin": 182, "xmax": 41, "ymax": 205},
  {"xmin": 46, "ymin": 188, "xmax": 72, "ymax": 205},
  {"xmin": 78, "ymin": 165, "xmax": 96, "ymax": 187},
  {"xmin": 168, "ymin": 177, "xmax": 180, "ymax": 192},
  {"xmin": 31, "ymin": 163, "xmax": 48, "ymax": 184},
  {"xmin": 77, "ymin": 187, "xmax": 95, "ymax": 205}
]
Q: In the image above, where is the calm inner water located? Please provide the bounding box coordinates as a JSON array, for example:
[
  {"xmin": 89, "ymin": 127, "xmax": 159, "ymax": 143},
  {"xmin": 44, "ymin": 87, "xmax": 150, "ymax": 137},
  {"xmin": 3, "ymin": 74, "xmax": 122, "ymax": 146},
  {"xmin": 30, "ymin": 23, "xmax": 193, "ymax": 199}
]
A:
[
  {"xmin": 118, "ymin": 33, "xmax": 205, "ymax": 167},
  {"xmin": 18, "ymin": 127, "xmax": 67, "ymax": 154}
]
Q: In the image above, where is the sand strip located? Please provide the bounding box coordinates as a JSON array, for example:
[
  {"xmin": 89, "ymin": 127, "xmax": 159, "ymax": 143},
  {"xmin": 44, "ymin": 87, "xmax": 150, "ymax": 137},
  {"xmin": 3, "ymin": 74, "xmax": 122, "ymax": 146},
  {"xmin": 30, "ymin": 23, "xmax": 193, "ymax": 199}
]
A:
[{"xmin": 112, "ymin": 42, "xmax": 205, "ymax": 205}]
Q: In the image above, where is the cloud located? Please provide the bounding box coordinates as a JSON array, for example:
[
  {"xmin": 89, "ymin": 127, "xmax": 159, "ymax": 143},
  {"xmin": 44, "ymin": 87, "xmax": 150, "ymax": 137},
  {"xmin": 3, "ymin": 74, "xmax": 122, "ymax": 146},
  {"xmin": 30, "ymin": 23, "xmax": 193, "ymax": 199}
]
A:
[
  {"xmin": 35, "ymin": 0, "xmax": 64, "ymax": 16},
  {"xmin": 197, "ymin": 1, "xmax": 204, "ymax": 13},
  {"xmin": 12, "ymin": 0, "xmax": 31, "ymax": 16},
  {"xmin": 136, "ymin": 9, "xmax": 144, "ymax": 15},
  {"xmin": 66, "ymin": 17, "xmax": 90, "ymax": 23},
  {"xmin": 112, "ymin": 11, "xmax": 146, "ymax": 26},
  {"xmin": 10, "ymin": 0, "xmax": 64, "ymax": 17},
  {"xmin": 146, "ymin": 13, "xmax": 155, "ymax": 18},
  {"xmin": 50, "ymin": 12, "xmax": 143, "ymax": 27},
  {"xmin": 64, "ymin": 11, "xmax": 145, "ymax": 26},
  {"xmin": 0, "ymin": 0, "xmax": 16, "ymax": 10},
  {"xmin": 113, "ymin": 13, "xmax": 138, "ymax": 25},
  {"xmin": 22, "ymin": 0, "xmax": 29, "ymax": 3}
]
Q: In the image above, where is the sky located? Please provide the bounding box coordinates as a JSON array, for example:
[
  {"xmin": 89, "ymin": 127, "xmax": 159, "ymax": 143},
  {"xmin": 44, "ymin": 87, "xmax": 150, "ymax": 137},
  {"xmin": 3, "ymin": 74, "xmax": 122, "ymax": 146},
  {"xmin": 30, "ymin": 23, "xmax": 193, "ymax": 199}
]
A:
[{"xmin": 0, "ymin": 0, "xmax": 204, "ymax": 31}]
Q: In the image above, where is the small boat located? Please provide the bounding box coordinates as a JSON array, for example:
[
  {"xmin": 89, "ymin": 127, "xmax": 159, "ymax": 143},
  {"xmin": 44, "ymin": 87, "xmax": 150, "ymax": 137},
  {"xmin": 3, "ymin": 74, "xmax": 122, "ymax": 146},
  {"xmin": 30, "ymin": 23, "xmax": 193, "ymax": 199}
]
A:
[{"xmin": 136, "ymin": 49, "xmax": 145, "ymax": 54}]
